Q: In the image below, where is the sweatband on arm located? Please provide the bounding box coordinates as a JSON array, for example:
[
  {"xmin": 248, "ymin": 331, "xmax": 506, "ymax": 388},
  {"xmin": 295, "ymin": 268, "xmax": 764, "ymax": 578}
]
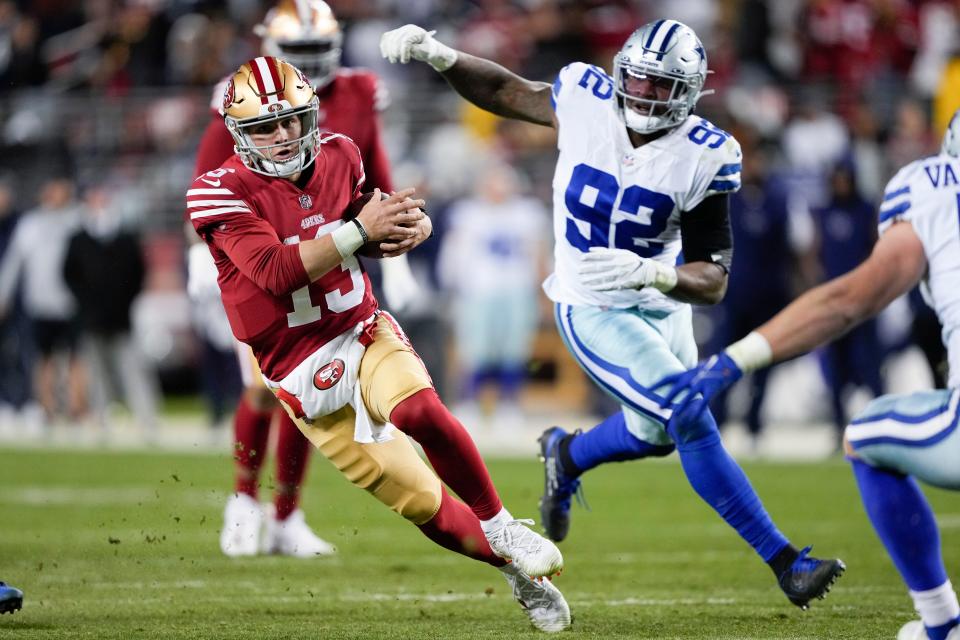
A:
[
  {"xmin": 331, "ymin": 220, "xmax": 365, "ymax": 259},
  {"xmin": 726, "ymin": 331, "xmax": 772, "ymax": 373}
]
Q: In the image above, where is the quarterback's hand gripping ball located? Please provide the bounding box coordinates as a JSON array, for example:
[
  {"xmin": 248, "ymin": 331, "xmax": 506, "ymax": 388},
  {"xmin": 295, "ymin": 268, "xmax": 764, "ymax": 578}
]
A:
[{"xmin": 344, "ymin": 190, "xmax": 425, "ymax": 258}]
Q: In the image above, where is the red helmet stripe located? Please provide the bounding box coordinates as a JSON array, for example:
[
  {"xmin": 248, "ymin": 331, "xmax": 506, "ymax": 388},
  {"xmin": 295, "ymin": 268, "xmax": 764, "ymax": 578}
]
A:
[
  {"xmin": 265, "ymin": 56, "xmax": 286, "ymax": 102},
  {"xmin": 247, "ymin": 57, "xmax": 271, "ymax": 105}
]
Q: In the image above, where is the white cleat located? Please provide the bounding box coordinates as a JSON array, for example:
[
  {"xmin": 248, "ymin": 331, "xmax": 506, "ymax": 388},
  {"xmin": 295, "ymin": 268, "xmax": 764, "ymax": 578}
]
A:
[
  {"xmin": 897, "ymin": 620, "xmax": 960, "ymax": 640},
  {"xmin": 260, "ymin": 506, "xmax": 336, "ymax": 558},
  {"xmin": 485, "ymin": 518, "xmax": 563, "ymax": 578},
  {"xmin": 220, "ymin": 493, "xmax": 263, "ymax": 557},
  {"xmin": 500, "ymin": 562, "xmax": 571, "ymax": 633}
]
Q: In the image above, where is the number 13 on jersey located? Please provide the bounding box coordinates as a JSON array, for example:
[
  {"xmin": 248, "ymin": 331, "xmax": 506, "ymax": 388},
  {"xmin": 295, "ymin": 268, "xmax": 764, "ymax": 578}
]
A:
[
  {"xmin": 564, "ymin": 163, "xmax": 675, "ymax": 258},
  {"xmin": 282, "ymin": 220, "xmax": 366, "ymax": 328}
]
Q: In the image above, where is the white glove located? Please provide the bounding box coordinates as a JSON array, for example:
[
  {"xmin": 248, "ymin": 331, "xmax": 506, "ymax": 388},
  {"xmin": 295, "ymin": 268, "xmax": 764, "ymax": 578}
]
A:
[
  {"xmin": 379, "ymin": 24, "xmax": 457, "ymax": 71},
  {"xmin": 381, "ymin": 254, "xmax": 422, "ymax": 313},
  {"xmin": 578, "ymin": 247, "xmax": 678, "ymax": 293},
  {"xmin": 186, "ymin": 242, "xmax": 222, "ymax": 302}
]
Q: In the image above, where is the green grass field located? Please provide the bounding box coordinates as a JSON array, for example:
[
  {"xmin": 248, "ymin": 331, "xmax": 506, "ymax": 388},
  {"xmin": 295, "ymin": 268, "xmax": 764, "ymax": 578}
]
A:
[{"xmin": 0, "ymin": 446, "xmax": 956, "ymax": 639}]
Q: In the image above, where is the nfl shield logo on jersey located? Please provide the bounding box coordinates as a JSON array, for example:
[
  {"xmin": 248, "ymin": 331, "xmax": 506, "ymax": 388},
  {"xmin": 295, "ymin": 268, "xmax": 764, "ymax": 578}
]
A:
[
  {"xmin": 299, "ymin": 194, "xmax": 313, "ymax": 210},
  {"xmin": 313, "ymin": 359, "xmax": 345, "ymax": 390}
]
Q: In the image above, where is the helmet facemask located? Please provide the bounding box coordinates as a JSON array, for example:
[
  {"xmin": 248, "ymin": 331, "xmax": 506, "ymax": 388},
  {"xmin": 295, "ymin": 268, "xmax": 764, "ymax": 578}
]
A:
[
  {"xmin": 226, "ymin": 100, "xmax": 321, "ymax": 178},
  {"xmin": 614, "ymin": 58, "xmax": 702, "ymax": 134}
]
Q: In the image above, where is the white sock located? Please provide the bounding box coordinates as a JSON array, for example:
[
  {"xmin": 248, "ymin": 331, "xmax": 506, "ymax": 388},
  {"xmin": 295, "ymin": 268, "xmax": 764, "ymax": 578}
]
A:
[
  {"xmin": 479, "ymin": 507, "xmax": 513, "ymax": 535},
  {"xmin": 910, "ymin": 580, "xmax": 960, "ymax": 628}
]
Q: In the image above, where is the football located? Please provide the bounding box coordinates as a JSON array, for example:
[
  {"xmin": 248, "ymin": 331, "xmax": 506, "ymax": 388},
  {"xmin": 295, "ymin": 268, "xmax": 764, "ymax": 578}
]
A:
[
  {"xmin": 343, "ymin": 191, "xmax": 388, "ymax": 258},
  {"xmin": 343, "ymin": 191, "xmax": 390, "ymax": 260},
  {"xmin": 344, "ymin": 191, "xmax": 422, "ymax": 259}
]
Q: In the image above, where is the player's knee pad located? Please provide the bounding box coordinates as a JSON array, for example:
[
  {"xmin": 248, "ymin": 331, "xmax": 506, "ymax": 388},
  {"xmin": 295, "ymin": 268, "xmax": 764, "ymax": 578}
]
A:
[
  {"xmin": 277, "ymin": 405, "xmax": 443, "ymax": 525},
  {"xmin": 666, "ymin": 408, "xmax": 720, "ymax": 448}
]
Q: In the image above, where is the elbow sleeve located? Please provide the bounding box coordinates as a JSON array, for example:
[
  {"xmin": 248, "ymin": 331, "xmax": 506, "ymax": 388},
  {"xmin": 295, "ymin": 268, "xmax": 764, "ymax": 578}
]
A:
[{"xmin": 680, "ymin": 194, "xmax": 733, "ymax": 273}]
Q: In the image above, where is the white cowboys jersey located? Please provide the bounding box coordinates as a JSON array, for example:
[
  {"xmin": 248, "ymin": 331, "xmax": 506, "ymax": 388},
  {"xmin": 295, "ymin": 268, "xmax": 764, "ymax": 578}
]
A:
[
  {"xmin": 879, "ymin": 154, "xmax": 960, "ymax": 388},
  {"xmin": 542, "ymin": 62, "xmax": 742, "ymax": 313}
]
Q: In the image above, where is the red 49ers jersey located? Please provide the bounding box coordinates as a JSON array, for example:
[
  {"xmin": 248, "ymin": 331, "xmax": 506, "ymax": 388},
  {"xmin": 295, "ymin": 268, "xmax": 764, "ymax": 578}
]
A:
[
  {"xmin": 195, "ymin": 68, "xmax": 393, "ymax": 193},
  {"xmin": 187, "ymin": 133, "xmax": 377, "ymax": 380}
]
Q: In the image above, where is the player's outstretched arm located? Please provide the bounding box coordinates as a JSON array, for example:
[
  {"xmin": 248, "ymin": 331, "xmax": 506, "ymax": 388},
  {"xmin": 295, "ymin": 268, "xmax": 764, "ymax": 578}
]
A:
[
  {"xmin": 756, "ymin": 220, "xmax": 926, "ymax": 365},
  {"xmin": 380, "ymin": 25, "xmax": 555, "ymax": 127},
  {"xmin": 300, "ymin": 188, "xmax": 425, "ymax": 281},
  {"xmin": 656, "ymin": 221, "xmax": 927, "ymax": 422}
]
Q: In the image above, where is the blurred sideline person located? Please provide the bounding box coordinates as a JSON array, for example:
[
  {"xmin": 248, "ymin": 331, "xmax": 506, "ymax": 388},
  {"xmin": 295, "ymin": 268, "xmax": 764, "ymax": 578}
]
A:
[
  {"xmin": 810, "ymin": 161, "xmax": 885, "ymax": 442},
  {"xmin": 437, "ymin": 161, "xmax": 549, "ymax": 425},
  {"xmin": 659, "ymin": 112, "xmax": 960, "ymax": 640},
  {"xmin": 187, "ymin": 56, "xmax": 570, "ymax": 631},
  {"xmin": 382, "ymin": 18, "xmax": 844, "ymax": 609},
  {"xmin": 64, "ymin": 186, "xmax": 159, "ymax": 438},
  {"xmin": 0, "ymin": 177, "xmax": 85, "ymax": 425},
  {"xmin": 192, "ymin": 0, "xmax": 417, "ymax": 558},
  {"xmin": 185, "ymin": 236, "xmax": 243, "ymax": 430},
  {"xmin": 708, "ymin": 145, "xmax": 795, "ymax": 448},
  {"xmin": 0, "ymin": 178, "xmax": 32, "ymax": 416},
  {"xmin": 0, "ymin": 581, "xmax": 22, "ymax": 614}
]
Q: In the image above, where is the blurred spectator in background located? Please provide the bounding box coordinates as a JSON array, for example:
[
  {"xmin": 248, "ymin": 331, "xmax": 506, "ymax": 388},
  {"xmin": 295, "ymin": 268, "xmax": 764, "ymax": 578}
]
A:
[
  {"xmin": 708, "ymin": 142, "xmax": 796, "ymax": 451},
  {"xmin": 847, "ymin": 98, "xmax": 885, "ymax": 201},
  {"xmin": 781, "ymin": 90, "xmax": 849, "ymax": 209},
  {"xmin": 809, "ymin": 160, "xmax": 884, "ymax": 445},
  {"xmin": 438, "ymin": 160, "xmax": 549, "ymax": 427},
  {"xmin": 185, "ymin": 234, "xmax": 242, "ymax": 431},
  {"xmin": 0, "ymin": 1, "xmax": 45, "ymax": 89},
  {"xmin": 0, "ymin": 177, "xmax": 30, "ymax": 419},
  {"xmin": 0, "ymin": 176, "xmax": 84, "ymax": 426},
  {"xmin": 886, "ymin": 97, "xmax": 937, "ymax": 175},
  {"xmin": 63, "ymin": 185, "xmax": 158, "ymax": 438}
]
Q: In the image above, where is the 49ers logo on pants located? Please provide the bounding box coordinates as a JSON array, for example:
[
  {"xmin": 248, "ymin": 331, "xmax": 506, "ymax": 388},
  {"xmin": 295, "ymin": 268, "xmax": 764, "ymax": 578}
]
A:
[{"xmin": 313, "ymin": 359, "xmax": 345, "ymax": 390}]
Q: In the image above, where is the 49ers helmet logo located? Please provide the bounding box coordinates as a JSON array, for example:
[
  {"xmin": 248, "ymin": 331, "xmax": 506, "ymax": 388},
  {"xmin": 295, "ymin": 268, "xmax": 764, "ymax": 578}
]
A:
[
  {"xmin": 222, "ymin": 78, "xmax": 236, "ymax": 112},
  {"xmin": 313, "ymin": 359, "xmax": 345, "ymax": 390}
]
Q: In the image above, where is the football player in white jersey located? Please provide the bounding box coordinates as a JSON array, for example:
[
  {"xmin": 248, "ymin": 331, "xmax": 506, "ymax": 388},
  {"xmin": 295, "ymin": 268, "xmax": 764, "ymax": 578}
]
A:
[
  {"xmin": 381, "ymin": 19, "xmax": 844, "ymax": 609},
  {"xmin": 660, "ymin": 113, "xmax": 960, "ymax": 640}
]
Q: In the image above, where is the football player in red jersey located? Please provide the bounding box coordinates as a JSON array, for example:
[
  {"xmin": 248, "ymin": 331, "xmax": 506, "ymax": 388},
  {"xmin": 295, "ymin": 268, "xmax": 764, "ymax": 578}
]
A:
[
  {"xmin": 187, "ymin": 56, "xmax": 570, "ymax": 632},
  {"xmin": 192, "ymin": 0, "xmax": 417, "ymax": 558}
]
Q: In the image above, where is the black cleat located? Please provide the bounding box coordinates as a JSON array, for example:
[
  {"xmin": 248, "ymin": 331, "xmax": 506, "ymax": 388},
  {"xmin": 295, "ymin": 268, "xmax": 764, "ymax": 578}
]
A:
[
  {"xmin": 537, "ymin": 426, "xmax": 585, "ymax": 543},
  {"xmin": 778, "ymin": 546, "xmax": 845, "ymax": 609},
  {"xmin": 0, "ymin": 582, "xmax": 23, "ymax": 614}
]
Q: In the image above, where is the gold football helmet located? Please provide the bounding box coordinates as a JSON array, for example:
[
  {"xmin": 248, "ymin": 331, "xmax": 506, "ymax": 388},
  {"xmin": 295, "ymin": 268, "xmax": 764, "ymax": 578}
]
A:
[
  {"xmin": 222, "ymin": 56, "xmax": 320, "ymax": 178},
  {"xmin": 255, "ymin": 0, "xmax": 342, "ymax": 89}
]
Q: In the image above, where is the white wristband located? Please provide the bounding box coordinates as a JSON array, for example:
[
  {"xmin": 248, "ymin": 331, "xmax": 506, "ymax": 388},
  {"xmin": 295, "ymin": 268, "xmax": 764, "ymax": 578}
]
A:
[
  {"xmin": 725, "ymin": 331, "xmax": 772, "ymax": 373},
  {"xmin": 650, "ymin": 263, "xmax": 678, "ymax": 293},
  {"xmin": 331, "ymin": 221, "xmax": 364, "ymax": 259}
]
